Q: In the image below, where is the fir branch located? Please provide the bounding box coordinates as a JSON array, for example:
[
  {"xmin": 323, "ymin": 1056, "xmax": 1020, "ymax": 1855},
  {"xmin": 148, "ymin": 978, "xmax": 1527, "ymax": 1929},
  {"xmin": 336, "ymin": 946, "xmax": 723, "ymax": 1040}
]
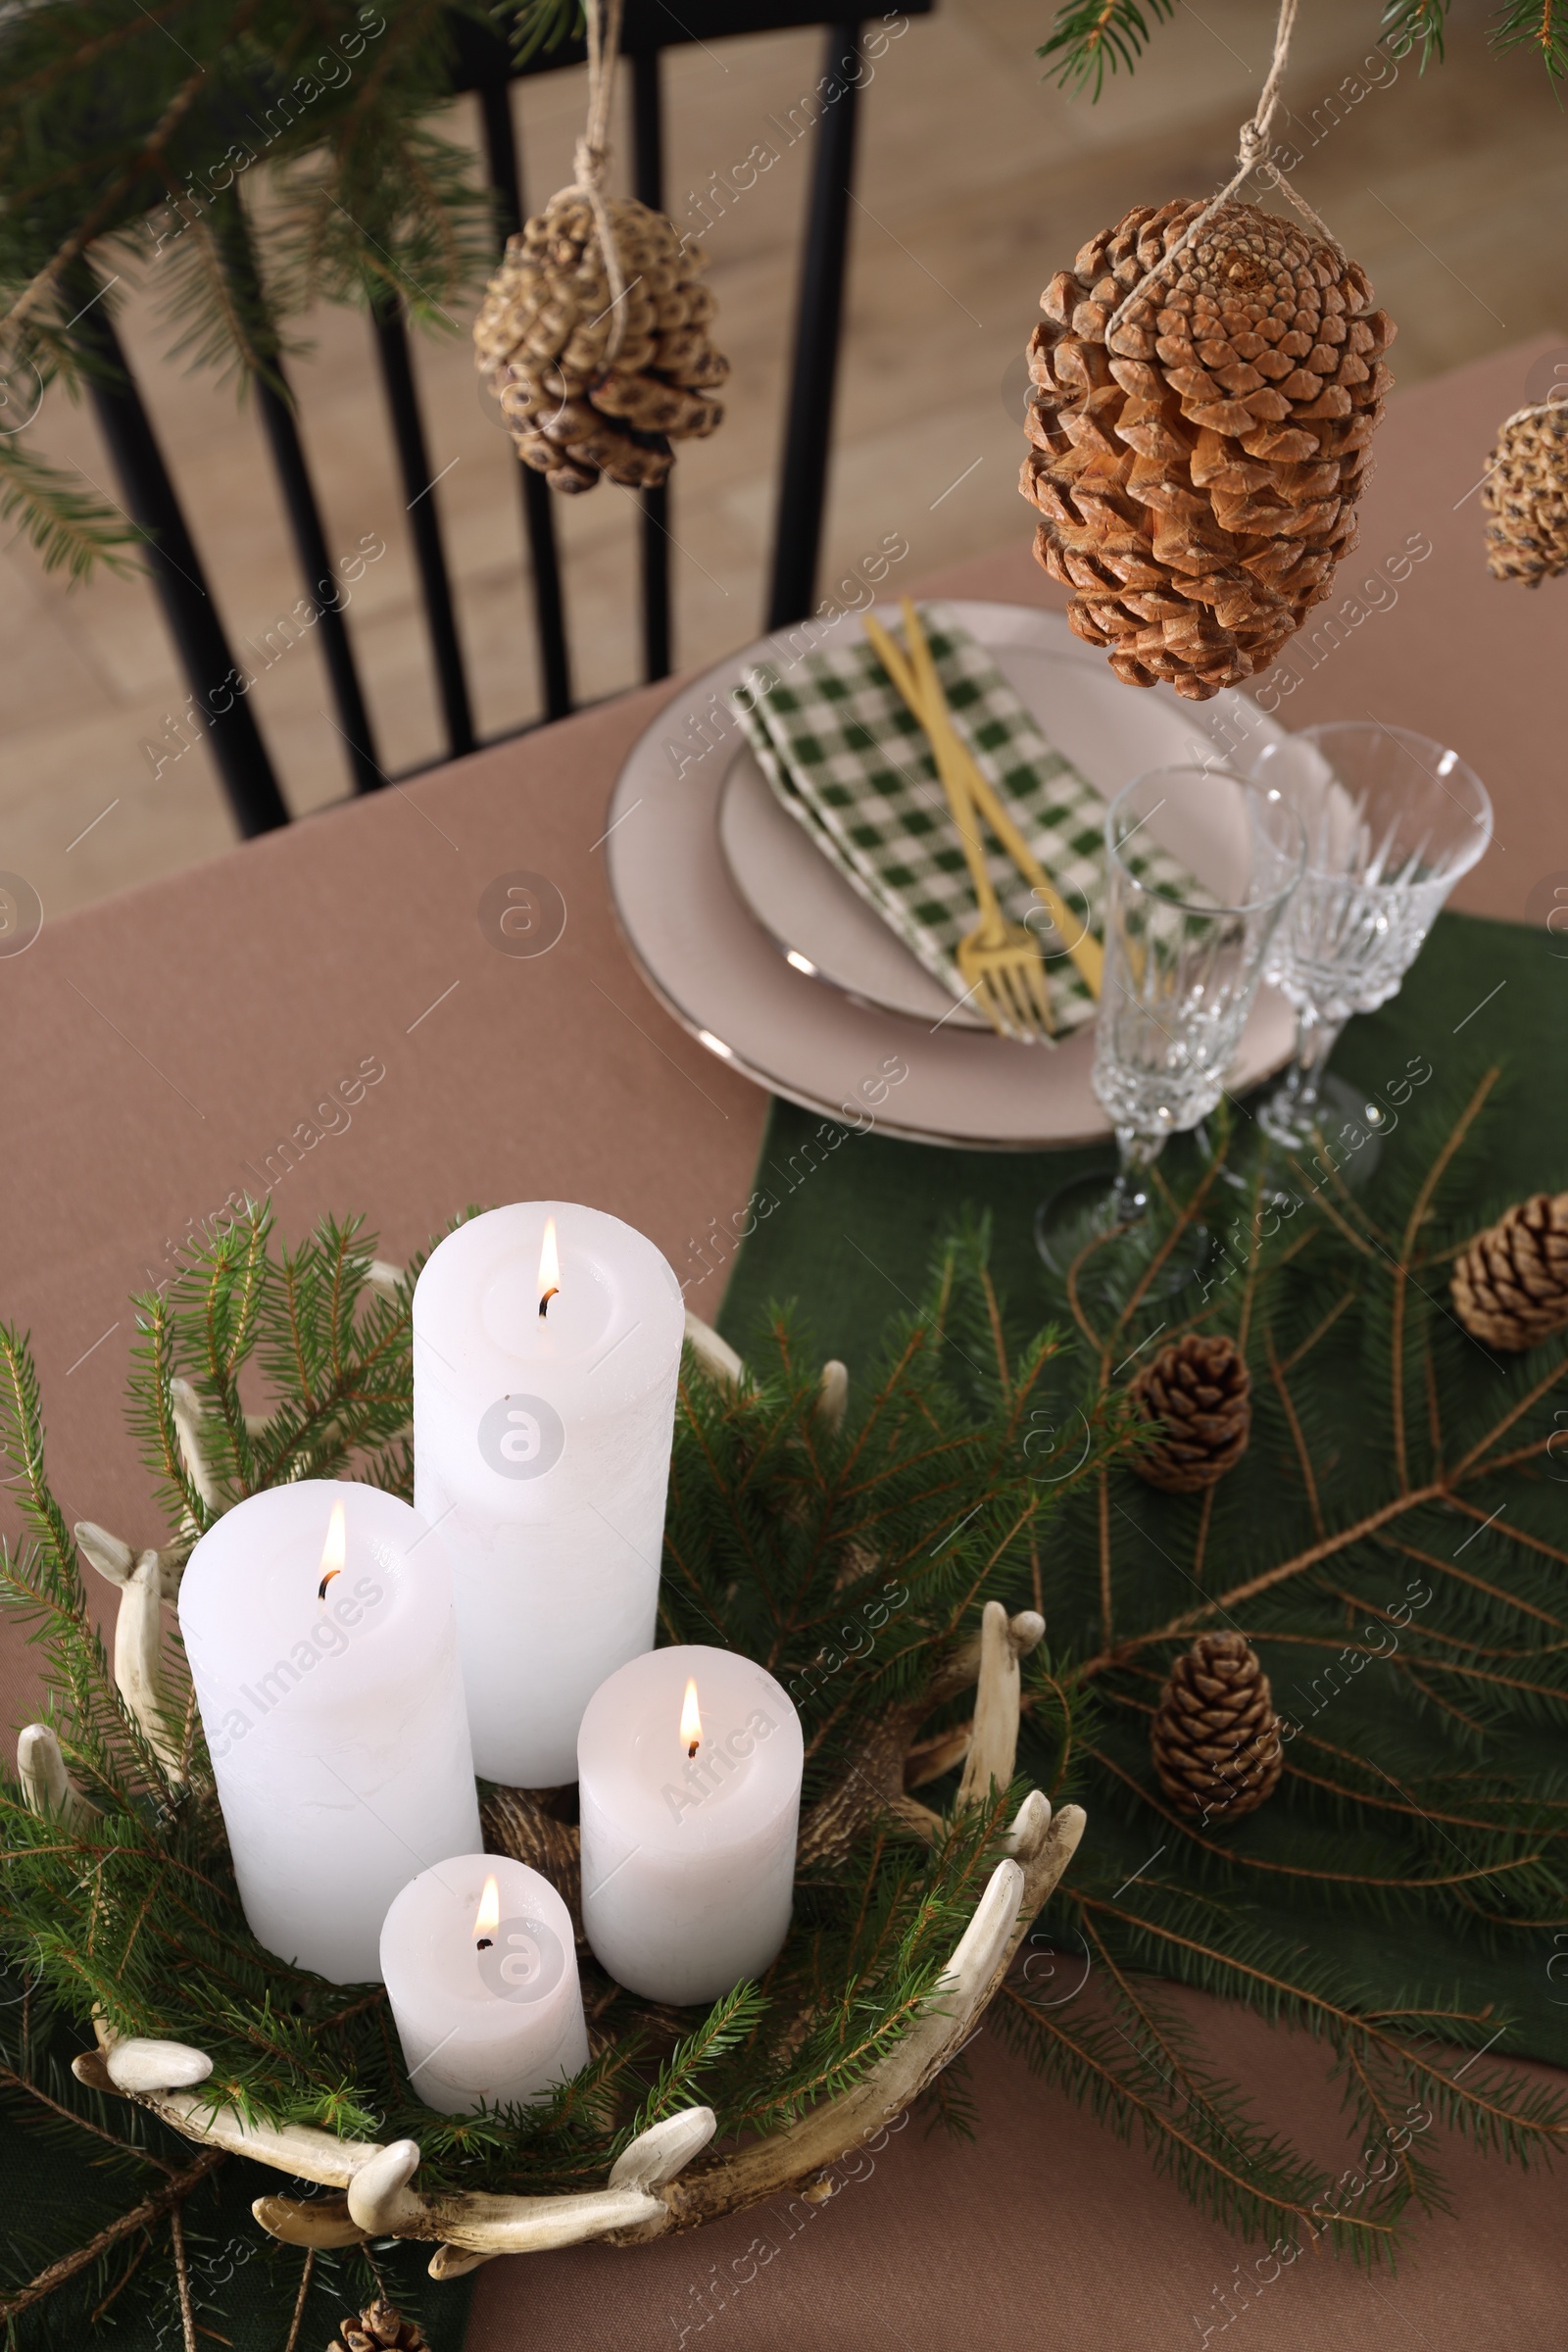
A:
[
  {"xmin": 0, "ymin": 2148, "xmax": 224, "ymax": 2324},
  {"xmin": 0, "ymin": 437, "xmax": 143, "ymax": 580},
  {"xmin": 1036, "ymin": 0, "xmax": 1177, "ymax": 97},
  {"xmin": 1383, "ymin": 0, "xmax": 1452, "ymax": 65}
]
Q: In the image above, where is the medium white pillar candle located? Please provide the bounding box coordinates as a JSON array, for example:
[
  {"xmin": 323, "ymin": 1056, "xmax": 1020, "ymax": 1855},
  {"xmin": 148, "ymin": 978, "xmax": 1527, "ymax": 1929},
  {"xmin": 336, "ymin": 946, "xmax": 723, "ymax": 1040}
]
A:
[
  {"xmin": 412, "ymin": 1201, "xmax": 684, "ymax": 1788},
  {"xmin": 578, "ymin": 1645, "xmax": 803, "ymax": 2005},
  {"xmin": 178, "ymin": 1481, "xmax": 480, "ymax": 1984},
  {"xmin": 380, "ymin": 1854, "xmax": 587, "ymax": 2113}
]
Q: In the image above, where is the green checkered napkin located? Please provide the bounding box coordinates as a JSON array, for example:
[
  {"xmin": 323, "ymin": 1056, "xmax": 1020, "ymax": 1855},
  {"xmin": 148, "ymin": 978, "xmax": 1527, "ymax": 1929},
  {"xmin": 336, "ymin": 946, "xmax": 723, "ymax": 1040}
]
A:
[{"xmin": 732, "ymin": 603, "xmax": 1179, "ymax": 1035}]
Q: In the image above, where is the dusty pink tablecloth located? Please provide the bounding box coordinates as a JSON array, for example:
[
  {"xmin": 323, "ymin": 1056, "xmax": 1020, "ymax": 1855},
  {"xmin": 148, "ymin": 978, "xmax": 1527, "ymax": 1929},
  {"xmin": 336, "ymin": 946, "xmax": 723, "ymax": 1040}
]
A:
[{"xmin": 1, "ymin": 337, "xmax": 1563, "ymax": 2349}]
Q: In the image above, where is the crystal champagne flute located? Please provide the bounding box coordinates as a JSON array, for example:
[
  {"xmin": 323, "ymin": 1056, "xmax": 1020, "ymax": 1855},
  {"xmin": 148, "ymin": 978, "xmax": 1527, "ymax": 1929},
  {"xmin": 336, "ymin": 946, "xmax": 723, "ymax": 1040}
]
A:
[
  {"xmin": 1037, "ymin": 763, "xmax": 1303, "ymax": 1281},
  {"xmin": 1249, "ymin": 723, "xmax": 1492, "ymax": 1169}
]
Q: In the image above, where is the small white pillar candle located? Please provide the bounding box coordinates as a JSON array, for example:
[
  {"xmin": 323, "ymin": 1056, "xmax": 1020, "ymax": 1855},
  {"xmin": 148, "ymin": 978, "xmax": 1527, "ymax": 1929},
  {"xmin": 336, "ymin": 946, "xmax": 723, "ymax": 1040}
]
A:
[
  {"xmin": 380, "ymin": 1854, "xmax": 587, "ymax": 2113},
  {"xmin": 413, "ymin": 1201, "xmax": 684, "ymax": 1787},
  {"xmin": 578, "ymin": 1645, "xmax": 803, "ymax": 2005},
  {"xmin": 178, "ymin": 1481, "xmax": 480, "ymax": 1984}
]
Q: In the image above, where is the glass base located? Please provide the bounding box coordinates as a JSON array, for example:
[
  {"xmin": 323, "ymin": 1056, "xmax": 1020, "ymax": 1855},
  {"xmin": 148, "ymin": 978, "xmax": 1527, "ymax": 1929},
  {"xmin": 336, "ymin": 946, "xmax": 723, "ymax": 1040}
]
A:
[
  {"xmin": 1255, "ymin": 1069, "xmax": 1388, "ymax": 1194},
  {"xmin": 1035, "ymin": 1171, "xmax": 1209, "ymax": 1298}
]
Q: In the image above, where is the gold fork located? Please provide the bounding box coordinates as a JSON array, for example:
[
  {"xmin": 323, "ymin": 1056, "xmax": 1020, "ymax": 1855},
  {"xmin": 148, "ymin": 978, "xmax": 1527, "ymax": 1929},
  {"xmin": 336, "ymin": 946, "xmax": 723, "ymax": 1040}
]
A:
[
  {"xmin": 863, "ymin": 607, "xmax": 1104, "ymax": 1003},
  {"xmin": 888, "ymin": 600, "xmax": 1055, "ymax": 1044}
]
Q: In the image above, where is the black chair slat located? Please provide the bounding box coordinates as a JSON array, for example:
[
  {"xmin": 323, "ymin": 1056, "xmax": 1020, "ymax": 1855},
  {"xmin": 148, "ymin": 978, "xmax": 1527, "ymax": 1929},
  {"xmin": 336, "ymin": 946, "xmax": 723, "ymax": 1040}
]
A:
[
  {"xmin": 371, "ymin": 297, "xmax": 477, "ymax": 761},
  {"xmin": 73, "ymin": 276, "xmax": 290, "ymax": 838},
  {"xmin": 251, "ymin": 374, "xmax": 385, "ymax": 796},
  {"xmin": 476, "ymin": 72, "xmax": 575, "ymax": 722},
  {"xmin": 631, "ymin": 46, "xmax": 672, "ymax": 683},
  {"xmin": 213, "ymin": 193, "xmax": 383, "ymax": 796},
  {"xmin": 766, "ymin": 21, "xmax": 863, "ymax": 629}
]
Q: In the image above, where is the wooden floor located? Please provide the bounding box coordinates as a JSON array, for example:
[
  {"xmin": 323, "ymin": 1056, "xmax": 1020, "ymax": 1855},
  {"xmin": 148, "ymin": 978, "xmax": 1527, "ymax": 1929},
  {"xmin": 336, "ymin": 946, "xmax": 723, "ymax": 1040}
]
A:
[{"xmin": 2, "ymin": 0, "xmax": 1563, "ymax": 921}]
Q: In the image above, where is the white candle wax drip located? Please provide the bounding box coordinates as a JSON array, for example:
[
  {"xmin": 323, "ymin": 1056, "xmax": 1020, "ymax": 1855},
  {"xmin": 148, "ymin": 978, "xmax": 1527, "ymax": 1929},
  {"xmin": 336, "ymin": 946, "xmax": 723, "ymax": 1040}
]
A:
[
  {"xmin": 578, "ymin": 1645, "xmax": 804, "ymax": 2006},
  {"xmin": 413, "ymin": 1202, "xmax": 684, "ymax": 1786},
  {"xmin": 380, "ymin": 1853, "xmax": 587, "ymax": 2113},
  {"xmin": 178, "ymin": 1481, "xmax": 480, "ymax": 1984}
]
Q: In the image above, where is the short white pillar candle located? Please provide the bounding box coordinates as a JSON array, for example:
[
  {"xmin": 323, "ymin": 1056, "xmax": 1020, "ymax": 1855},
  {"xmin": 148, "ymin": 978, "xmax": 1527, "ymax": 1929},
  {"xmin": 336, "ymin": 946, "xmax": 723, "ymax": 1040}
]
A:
[
  {"xmin": 178, "ymin": 1481, "xmax": 480, "ymax": 1984},
  {"xmin": 578, "ymin": 1645, "xmax": 803, "ymax": 2005},
  {"xmin": 380, "ymin": 1854, "xmax": 587, "ymax": 2113},
  {"xmin": 412, "ymin": 1201, "xmax": 685, "ymax": 1787}
]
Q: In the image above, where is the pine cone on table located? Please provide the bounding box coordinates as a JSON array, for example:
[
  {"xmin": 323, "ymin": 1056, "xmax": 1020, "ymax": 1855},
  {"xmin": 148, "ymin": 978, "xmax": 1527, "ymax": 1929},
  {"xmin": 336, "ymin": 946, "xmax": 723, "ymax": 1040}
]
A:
[
  {"xmin": 1151, "ymin": 1632, "xmax": 1283, "ymax": 1821},
  {"xmin": 1019, "ymin": 197, "xmax": 1395, "ymax": 699},
  {"xmin": 1130, "ymin": 1334, "xmax": 1251, "ymax": 1494},
  {"xmin": 328, "ymin": 2302, "xmax": 428, "ymax": 2352},
  {"xmin": 1451, "ymin": 1193, "xmax": 1568, "ymax": 1351},
  {"xmin": 474, "ymin": 191, "xmax": 727, "ymax": 494},
  {"xmin": 1482, "ymin": 403, "xmax": 1568, "ymax": 585}
]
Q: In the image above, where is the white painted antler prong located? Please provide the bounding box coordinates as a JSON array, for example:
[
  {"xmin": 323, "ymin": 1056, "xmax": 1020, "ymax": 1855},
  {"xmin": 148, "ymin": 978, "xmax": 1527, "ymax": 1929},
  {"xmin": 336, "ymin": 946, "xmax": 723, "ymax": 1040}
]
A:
[
  {"xmin": 76, "ymin": 1521, "xmax": 189, "ymax": 1772},
  {"xmin": 17, "ymin": 1723, "xmax": 94, "ymax": 1821},
  {"xmin": 608, "ymin": 2106, "xmax": 716, "ymax": 2192},
  {"xmin": 106, "ymin": 2037, "xmax": 214, "ymax": 2091},
  {"xmin": 367, "ymin": 1259, "xmax": 406, "ymax": 1299},
  {"xmin": 684, "ymin": 1309, "xmax": 745, "ymax": 1388},
  {"xmin": 427, "ymin": 2245, "xmax": 497, "ymax": 2280},
  {"xmin": 171, "ymin": 1379, "xmax": 224, "ymax": 1512},
  {"xmin": 813, "ymin": 1359, "xmax": 849, "ymax": 1433},
  {"xmin": 74, "ymin": 1521, "xmax": 136, "ymax": 1585},
  {"xmin": 77, "ymin": 1518, "xmax": 185, "ymax": 1605},
  {"xmin": 957, "ymin": 1599, "xmax": 1023, "ymax": 1809},
  {"xmin": 345, "ymin": 2139, "xmax": 424, "ymax": 2235},
  {"xmin": 253, "ymin": 2194, "xmax": 369, "ymax": 2250}
]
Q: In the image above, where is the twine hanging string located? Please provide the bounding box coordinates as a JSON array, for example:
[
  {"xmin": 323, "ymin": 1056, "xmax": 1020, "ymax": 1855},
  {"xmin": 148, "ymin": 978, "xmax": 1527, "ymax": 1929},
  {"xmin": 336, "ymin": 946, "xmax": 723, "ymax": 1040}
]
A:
[
  {"xmin": 1105, "ymin": 0, "xmax": 1342, "ymax": 346},
  {"xmin": 569, "ymin": 0, "xmax": 630, "ymax": 367}
]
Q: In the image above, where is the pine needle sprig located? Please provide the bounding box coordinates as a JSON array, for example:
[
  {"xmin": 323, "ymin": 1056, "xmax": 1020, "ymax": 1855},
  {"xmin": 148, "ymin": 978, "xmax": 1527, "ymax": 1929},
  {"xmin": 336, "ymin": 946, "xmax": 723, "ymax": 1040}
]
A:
[
  {"xmin": 1382, "ymin": 0, "xmax": 1452, "ymax": 68},
  {"xmin": 1035, "ymin": 0, "xmax": 1178, "ymax": 97},
  {"xmin": 1491, "ymin": 0, "xmax": 1568, "ymax": 79}
]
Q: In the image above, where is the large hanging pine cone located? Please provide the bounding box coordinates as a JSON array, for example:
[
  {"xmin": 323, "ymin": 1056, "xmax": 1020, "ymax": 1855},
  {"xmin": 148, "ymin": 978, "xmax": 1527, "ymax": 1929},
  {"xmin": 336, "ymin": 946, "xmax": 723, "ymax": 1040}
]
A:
[
  {"xmin": 1482, "ymin": 403, "xmax": 1568, "ymax": 585},
  {"xmin": 1451, "ymin": 1193, "xmax": 1568, "ymax": 1351},
  {"xmin": 1019, "ymin": 198, "xmax": 1395, "ymax": 699},
  {"xmin": 328, "ymin": 2303, "xmax": 427, "ymax": 2352},
  {"xmin": 1151, "ymin": 1631, "xmax": 1283, "ymax": 1821},
  {"xmin": 474, "ymin": 191, "xmax": 727, "ymax": 494},
  {"xmin": 1130, "ymin": 1333, "xmax": 1251, "ymax": 1493}
]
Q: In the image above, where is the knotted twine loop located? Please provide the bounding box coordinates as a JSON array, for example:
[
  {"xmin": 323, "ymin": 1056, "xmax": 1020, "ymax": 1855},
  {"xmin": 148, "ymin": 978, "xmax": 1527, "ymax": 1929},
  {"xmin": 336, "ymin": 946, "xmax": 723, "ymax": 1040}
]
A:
[
  {"xmin": 1104, "ymin": 0, "xmax": 1344, "ymax": 348},
  {"xmin": 569, "ymin": 0, "xmax": 629, "ymax": 368}
]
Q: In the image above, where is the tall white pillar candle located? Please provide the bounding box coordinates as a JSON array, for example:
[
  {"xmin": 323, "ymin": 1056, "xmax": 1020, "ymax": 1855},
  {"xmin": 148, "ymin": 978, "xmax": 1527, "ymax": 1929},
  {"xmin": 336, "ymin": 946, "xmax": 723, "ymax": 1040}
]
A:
[
  {"xmin": 380, "ymin": 1854, "xmax": 587, "ymax": 2113},
  {"xmin": 578, "ymin": 1645, "xmax": 803, "ymax": 2005},
  {"xmin": 178, "ymin": 1481, "xmax": 480, "ymax": 1984},
  {"xmin": 413, "ymin": 1202, "xmax": 684, "ymax": 1787}
]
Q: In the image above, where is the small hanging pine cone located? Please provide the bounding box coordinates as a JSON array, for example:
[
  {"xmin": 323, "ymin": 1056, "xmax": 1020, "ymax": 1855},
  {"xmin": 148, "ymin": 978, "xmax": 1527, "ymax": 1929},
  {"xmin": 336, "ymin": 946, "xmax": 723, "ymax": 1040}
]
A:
[
  {"xmin": 1451, "ymin": 1193, "xmax": 1568, "ymax": 1351},
  {"xmin": 1481, "ymin": 403, "xmax": 1568, "ymax": 585},
  {"xmin": 1129, "ymin": 1333, "xmax": 1251, "ymax": 1493},
  {"xmin": 328, "ymin": 2303, "xmax": 428, "ymax": 2352},
  {"xmin": 1019, "ymin": 197, "xmax": 1395, "ymax": 699},
  {"xmin": 474, "ymin": 191, "xmax": 727, "ymax": 494},
  {"xmin": 1151, "ymin": 1631, "xmax": 1283, "ymax": 1821}
]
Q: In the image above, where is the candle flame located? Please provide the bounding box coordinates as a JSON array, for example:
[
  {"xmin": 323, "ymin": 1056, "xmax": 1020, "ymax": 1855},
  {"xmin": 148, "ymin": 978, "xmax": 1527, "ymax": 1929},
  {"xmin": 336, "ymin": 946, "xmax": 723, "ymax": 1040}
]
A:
[
  {"xmin": 474, "ymin": 1875, "xmax": 501, "ymax": 1943},
  {"xmin": 680, "ymin": 1677, "xmax": 703, "ymax": 1760},
  {"xmin": 317, "ymin": 1499, "xmax": 346, "ymax": 1600},
  {"xmin": 538, "ymin": 1216, "xmax": 561, "ymax": 1318}
]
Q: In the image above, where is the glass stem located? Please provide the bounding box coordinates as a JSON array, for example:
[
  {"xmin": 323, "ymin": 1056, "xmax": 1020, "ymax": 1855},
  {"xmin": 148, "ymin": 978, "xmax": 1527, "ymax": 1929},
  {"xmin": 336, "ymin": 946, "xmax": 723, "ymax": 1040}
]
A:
[
  {"xmin": 1284, "ymin": 1006, "xmax": 1348, "ymax": 1125},
  {"xmin": 1111, "ymin": 1128, "xmax": 1167, "ymax": 1225}
]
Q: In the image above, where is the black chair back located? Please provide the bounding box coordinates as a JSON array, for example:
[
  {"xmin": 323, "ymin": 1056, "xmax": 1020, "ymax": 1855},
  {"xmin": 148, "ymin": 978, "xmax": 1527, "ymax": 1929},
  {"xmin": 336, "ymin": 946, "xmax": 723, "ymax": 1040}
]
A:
[{"xmin": 76, "ymin": 3, "xmax": 935, "ymax": 837}]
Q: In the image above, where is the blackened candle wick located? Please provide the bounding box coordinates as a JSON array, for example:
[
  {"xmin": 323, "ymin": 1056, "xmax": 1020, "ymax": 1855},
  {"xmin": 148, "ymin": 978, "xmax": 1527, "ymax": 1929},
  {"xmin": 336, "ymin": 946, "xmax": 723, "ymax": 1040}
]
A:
[{"xmin": 539, "ymin": 1287, "xmax": 560, "ymax": 1318}]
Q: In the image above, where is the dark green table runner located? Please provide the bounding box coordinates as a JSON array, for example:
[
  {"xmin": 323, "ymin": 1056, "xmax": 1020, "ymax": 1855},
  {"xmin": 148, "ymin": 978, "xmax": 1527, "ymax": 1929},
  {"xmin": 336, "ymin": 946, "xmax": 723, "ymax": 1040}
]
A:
[{"xmin": 717, "ymin": 909, "xmax": 1568, "ymax": 2067}]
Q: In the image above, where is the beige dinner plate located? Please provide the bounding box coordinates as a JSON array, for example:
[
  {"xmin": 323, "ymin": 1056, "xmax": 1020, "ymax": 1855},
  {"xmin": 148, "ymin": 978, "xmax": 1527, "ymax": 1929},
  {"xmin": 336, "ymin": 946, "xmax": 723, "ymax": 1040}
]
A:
[{"xmin": 605, "ymin": 601, "xmax": 1297, "ymax": 1149}]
